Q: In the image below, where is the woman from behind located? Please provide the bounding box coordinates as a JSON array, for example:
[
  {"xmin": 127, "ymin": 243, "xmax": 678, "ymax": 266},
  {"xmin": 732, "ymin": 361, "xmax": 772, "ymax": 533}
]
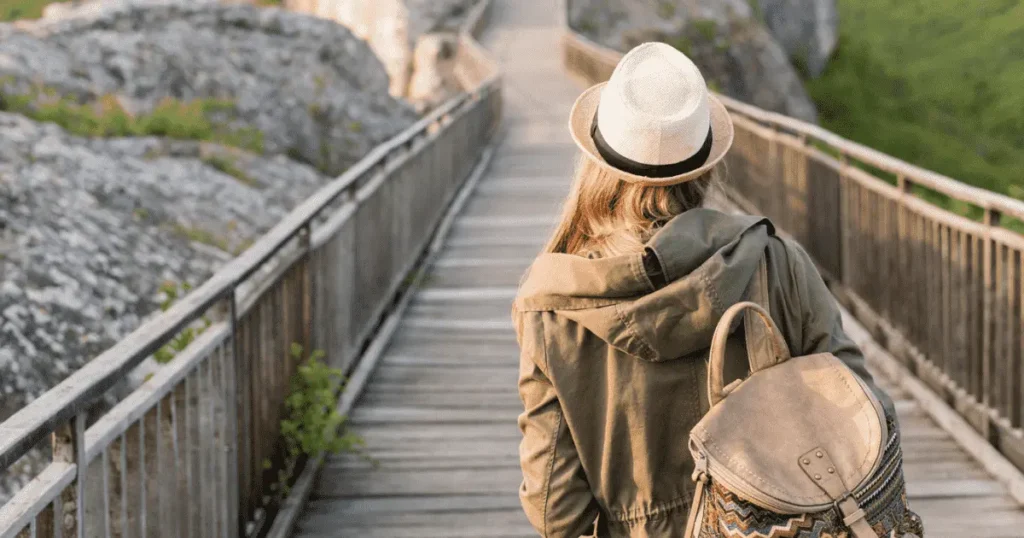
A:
[{"xmin": 512, "ymin": 42, "xmax": 922, "ymax": 537}]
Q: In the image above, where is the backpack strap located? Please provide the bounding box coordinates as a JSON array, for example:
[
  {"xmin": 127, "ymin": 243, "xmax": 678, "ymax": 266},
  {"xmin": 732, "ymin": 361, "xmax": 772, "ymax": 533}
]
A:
[
  {"xmin": 708, "ymin": 301, "xmax": 791, "ymax": 406},
  {"xmin": 707, "ymin": 253, "xmax": 781, "ymax": 407},
  {"xmin": 742, "ymin": 252, "xmax": 785, "ymax": 374}
]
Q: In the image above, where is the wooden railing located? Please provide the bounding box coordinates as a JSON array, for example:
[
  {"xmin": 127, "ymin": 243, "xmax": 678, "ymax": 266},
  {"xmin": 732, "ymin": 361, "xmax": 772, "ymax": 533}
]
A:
[
  {"xmin": 0, "ymin": 1, "xmax": 499, "ymax": 537},
  {"xmin": 560, "ymin": 3, "xmax": 1024, "ymax": 470}
]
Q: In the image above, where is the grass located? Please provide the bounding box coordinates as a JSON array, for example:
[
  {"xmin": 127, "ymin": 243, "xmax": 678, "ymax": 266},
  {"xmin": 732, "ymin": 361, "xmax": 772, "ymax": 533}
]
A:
[
  {"xmin": 693, "ymin": 20, "xmax": 718, "ymax": 42},
  {"xmin": 657, "ymin": 1, "xmax": 675, "ymax": 18},
  {"xmin": 2, "ymin": 0, "xmax": 283, "ymax": 20},
  {"xmin": 1, "ymin": 0, "xmax": 62, "ymax": 21},
  {"xmin": 202, "ymin": 154, "xmax": 258, "ymax": 187},
  {"xmin": 0, "ymin": 83, "xmax": 265, "ymax": 153},
  {"xmin": 173, "ymin": 223, "xmax": 231, "ymax": 252},
  {"xmin": 152, "ymin": 281, "xmax": 211, "ymax": 364},
  {"xmin": 806, "ymin": 0, "xmax": 1024, "ymax": 208}
]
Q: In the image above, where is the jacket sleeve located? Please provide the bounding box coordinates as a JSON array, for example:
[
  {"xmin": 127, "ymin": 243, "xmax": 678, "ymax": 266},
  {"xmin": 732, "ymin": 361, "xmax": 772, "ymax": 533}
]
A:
[
  {"xmin": 513, "ymin": 308, "xmax": 599, "ymax": 537},
  {"xmin": 780, "ymin": 239, "xmax": 897, "ymax": 419}
]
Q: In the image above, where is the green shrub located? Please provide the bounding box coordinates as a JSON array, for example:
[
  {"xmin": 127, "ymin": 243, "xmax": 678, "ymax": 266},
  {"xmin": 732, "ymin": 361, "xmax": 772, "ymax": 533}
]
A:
[
  {"xmin": 693, "ymin": 20, "xmax": 718, "ymax": 42},
  {"xmin": 202, "ymin": 154, "xmax": 258, "ymax": 187},
  {"xmin": 173, "ymin": 223, "xmax": 231, "ymax": 252},
  {"xmin": 0, "ymin": 85, "xmax": 264, "ymax": 154},
  {"xmin": 153, "ymin": 281, "xmax": 212, "ymax": 364},
  {"xmin": 273, "ymin": 343, "xmax": 364, "ymax": 497},
  {"xmin": 669, "ymin": 35, "xmax": 693, "ymax": 56},
  {"xmin": 1, "ymin": 0, "xmax": 62, "ymax": 21}
]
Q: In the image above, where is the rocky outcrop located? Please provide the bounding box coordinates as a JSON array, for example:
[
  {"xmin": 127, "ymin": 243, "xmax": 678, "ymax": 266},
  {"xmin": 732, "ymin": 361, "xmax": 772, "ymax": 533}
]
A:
[
  {"xmin": 754, "ymin": 0, "xmax": 838, "ymax": 78},
  {"xmin": 0, "ymin": 0, "xmax": 418, "ymax": 501},
  {"xmin": 1, "ymin": 0, "xmax": 418, "ymax": 175},
  {"xmin": 407, "ymin": 33, "xmax": 461, "ymax": 114},
  {"xmin": 287, "ymin": 0, "xmax": 477, "ymax": 111},
  {"xmin": 308, "ymin": 0, "xmax": 413, "ymax": 97},
  {"xmin": 0, "ymin": 111, "xmax": 333, "ymax": 499},
  {"xmin": 568, "ymin": 0, "xmax": 824, "ymax": 122}
]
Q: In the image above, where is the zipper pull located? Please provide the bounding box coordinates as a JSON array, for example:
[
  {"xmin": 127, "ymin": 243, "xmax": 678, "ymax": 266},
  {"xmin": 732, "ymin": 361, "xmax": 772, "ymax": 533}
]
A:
[
  {"xmin": 685, "ymin": 462, "xmax": 709, "ymax": 538},
  {"xmin": 692, "ymin": 450, "xmax": 708, "ymax": 482}
]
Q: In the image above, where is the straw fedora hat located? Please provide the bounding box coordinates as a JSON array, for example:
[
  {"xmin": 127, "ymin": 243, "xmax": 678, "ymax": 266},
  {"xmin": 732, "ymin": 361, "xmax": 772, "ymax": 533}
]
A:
[{"xmin": 569, "ymin": 42, "xmax": 734, "ymax": 186}]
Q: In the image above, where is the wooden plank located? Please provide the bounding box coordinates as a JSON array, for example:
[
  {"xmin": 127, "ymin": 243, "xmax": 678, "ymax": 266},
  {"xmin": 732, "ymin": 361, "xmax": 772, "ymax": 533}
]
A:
[
  {"xmin": 350, "ymin": 407, "xmax": 516, "ymax": 425},
  {"xmin": 842, "ymin": 303, "xmax": 1024, "ymax": 505},
  {"xmin": 907, "ymin": 478, "xmax": 1006, "ymax": 498},
  {"xmin": 314, "ymin": 468, "xmax": 523, "ymax": 497},
  {"xmin": 324, "ymin": 455, "xmax": 520, "ymax": 471},
  {"xmin": 296, "ymin": 524, "xmax": 535, "ymax": 538},
  {"xmin": 303, "ymin": 494, "xmax": 522, "ymax": 517},
  {"xmin": 299, "ymin": 508, "xmax": 528, "ymax": 529},
  {"xmin": 327, "ymin": 438, "xmax": 519, "ymax": 459},
  {"xmin": 414, "ymin": 286, "xmax": 519, "ymax": 301},
  {"xmin": 378, "ymin": 348, "xmax": 520, "ymax": 364},
  {"xmin": 358, "ymin": 392, "xmax": 522, "ymax": 409},
  {"xmin": 351, "ymin": 423, "xmax": 521, "ymax": 443}
]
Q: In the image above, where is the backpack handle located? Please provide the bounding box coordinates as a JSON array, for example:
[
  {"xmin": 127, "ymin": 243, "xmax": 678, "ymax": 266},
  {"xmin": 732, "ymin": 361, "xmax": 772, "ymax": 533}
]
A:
[{"xmin": 708, "ymin": 301, "xmax": 791, "ymax": 407}]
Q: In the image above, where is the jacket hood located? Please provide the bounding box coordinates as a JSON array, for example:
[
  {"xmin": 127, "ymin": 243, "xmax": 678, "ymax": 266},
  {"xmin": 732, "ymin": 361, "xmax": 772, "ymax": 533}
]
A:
[{"xmin": 514, "ymin": 208, "xmax": 775, "ymax": 362}]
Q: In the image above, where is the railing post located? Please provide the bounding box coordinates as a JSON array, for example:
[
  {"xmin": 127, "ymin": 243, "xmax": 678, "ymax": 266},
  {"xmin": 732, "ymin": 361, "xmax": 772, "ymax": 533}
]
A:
[
  {"xmin": 982, "ymin": 207, "xmax": 1002, "ymax": 441},
  {"xmin": 838, "ymin": 152, "xmax": 851, "ymax": 290},
  {"xmin": 299, "ymin": 224, "xmax": 313, "ymax": 362},
  {"xmin": 894, "ymin": 174, "xmax": 913, "ymax": 368},
  {"xmin": 53, "ymin": 413, "xmax": 86, "ymax": 538},
  {"xmin": 227, "ymin": 291, "xmax": 243, "ymax": 538}
]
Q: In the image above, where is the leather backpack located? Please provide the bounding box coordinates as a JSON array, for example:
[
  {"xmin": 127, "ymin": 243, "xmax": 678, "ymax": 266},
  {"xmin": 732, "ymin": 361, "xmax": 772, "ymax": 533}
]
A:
[{"xmin": 683, "ymin": 259, "xmax": 922, "ymax": 538}]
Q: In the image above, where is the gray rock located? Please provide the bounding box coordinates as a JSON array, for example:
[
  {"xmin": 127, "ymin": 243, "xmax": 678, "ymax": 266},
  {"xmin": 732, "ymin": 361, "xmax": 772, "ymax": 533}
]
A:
[
  {"xmin": 0, "ymin": 0, "xmax": 422, "ymax": 504},
  {"xmin": 0, "ymin": 111, "xmax": 329, "ymax": 415},
  {"xmin": 0, "ymin": 0, "xmax": 418, "ymax": 175},
  {"xmin": 293, "ymin": 0, "xmax": 477, "ymax": 110},
  {"xmin": 754, "ymin": 0, "xmax": 838, "ymax": 78},
  {"xmin": 404, "ymin": 0, "xmax": 478, "ymax": 38},
  {"xmin": 0, "ymin": 111, "xmax": 332, "ymax": 500},
  {"xmin": 407, "ymin": 33, "xmax": 461, "ymax": 114},
  {"xmin": 568, "ymin": 0, "xmax": 818, "ymax": 123}
]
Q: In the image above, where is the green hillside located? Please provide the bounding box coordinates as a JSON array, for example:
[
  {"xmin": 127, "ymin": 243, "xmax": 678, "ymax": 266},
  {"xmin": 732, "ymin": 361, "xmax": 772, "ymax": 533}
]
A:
[
  {"xmin": 1, "ymin": 0, "xmax": 61, "ymax": 21},
  {"xmin": 2, "ymin": 0, "xmax": 283, "ymax": 20},
  {"xmin": 807, "ymin": 0, "xmax": 1024, "ymax": 203}
]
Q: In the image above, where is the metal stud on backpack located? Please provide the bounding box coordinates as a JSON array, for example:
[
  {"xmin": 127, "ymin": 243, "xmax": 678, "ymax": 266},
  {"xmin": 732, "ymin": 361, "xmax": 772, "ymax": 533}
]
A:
[{"xmin": 683, "ymin": 298, "xmax": 923, "ymax": 538}]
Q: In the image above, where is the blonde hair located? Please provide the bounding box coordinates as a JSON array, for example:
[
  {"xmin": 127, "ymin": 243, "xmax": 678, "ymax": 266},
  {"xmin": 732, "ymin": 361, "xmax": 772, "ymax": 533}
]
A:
[{"xmin": 544, "ymin": 156, "xmax": 720, "ymax": 258}]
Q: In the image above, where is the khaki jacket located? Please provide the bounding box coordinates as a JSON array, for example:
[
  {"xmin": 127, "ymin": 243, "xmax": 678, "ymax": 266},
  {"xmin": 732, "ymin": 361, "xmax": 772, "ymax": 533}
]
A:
[{"xmin": 511, "ymin": 208, "xmax": 895, "ymax": 537}]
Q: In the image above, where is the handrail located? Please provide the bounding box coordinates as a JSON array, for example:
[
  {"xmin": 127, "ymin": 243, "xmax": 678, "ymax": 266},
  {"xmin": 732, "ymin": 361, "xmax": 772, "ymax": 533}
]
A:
[
  {"xmin": 561, "ymin": 0, "xmax": 1024, "ymax": 474},
  {"xmin": 714, "ymin": 93, "xmax": 1024, "ymax": 222},
  {"xmin": 0, "ymin": 0, "xmax": 500, "ymax": 535}
]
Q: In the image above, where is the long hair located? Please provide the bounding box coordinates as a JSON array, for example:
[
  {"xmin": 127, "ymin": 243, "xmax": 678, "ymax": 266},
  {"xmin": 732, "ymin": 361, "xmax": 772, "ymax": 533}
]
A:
[{"xmin": 543, "ymin": 156, "xmax": 721, "ymax": 258}]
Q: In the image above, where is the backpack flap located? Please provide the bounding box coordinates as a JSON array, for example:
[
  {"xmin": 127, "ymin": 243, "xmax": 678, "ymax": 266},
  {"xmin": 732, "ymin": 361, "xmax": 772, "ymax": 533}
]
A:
[{"xmin": 690, "ymin": 301, "xmax": 888, "ymax": 516}]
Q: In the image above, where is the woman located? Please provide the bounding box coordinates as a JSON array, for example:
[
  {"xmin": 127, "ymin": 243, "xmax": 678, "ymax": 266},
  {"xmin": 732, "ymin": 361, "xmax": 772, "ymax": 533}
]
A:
[{"xmin": 512, "ymin": 42, "xmax": 914, "ymax": 536}]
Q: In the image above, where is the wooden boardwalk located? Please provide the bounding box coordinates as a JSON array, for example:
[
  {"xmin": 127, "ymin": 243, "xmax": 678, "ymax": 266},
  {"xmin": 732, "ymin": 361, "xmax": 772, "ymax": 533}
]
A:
[{"xmin": 291, "ymin": 1, "xmax": 1024, "ymax": 535}]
